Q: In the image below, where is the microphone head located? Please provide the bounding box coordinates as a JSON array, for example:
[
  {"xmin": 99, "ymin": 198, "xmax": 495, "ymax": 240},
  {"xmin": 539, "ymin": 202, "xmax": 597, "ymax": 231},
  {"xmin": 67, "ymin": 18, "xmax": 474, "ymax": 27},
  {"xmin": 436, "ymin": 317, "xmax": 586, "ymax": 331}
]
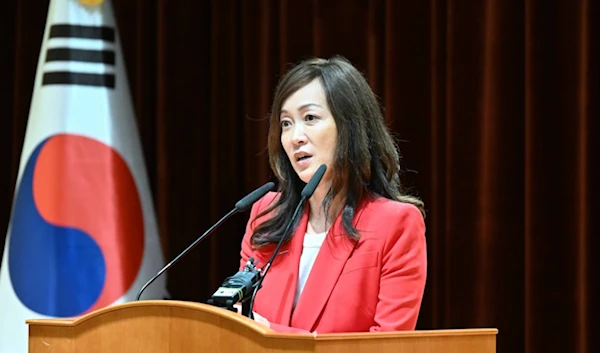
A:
[
  {"xmin": 301, "ymin": 164, "xmax": 327, "ymax": 198},
  {"xmin": 235, "ymin": 182, "xmax": 276, "ymax": 211}
]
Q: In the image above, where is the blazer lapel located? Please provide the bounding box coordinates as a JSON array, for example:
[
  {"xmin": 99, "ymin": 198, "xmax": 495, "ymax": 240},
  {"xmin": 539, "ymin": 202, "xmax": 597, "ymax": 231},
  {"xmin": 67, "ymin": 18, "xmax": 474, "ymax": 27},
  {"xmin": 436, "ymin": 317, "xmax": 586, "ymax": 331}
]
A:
[
  {"xmin": 290, "ymin": 202, "xmax": 369, "ymax": 331},
  {"xmin": 258, "ymin": 207, "xmax": 308, "ymax": 326}
]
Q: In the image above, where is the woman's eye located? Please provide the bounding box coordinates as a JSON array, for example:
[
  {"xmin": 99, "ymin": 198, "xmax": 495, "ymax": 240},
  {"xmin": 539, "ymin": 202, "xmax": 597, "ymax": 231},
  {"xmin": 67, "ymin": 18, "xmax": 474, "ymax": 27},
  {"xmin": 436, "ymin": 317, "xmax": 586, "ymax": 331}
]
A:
[
  {"xmin": 280, "ymin": 120, "xmax": 291, "ymax": 128},
  {"xmin": 305, "ymin": 114, "xmax": 316, "ymax": 121}
]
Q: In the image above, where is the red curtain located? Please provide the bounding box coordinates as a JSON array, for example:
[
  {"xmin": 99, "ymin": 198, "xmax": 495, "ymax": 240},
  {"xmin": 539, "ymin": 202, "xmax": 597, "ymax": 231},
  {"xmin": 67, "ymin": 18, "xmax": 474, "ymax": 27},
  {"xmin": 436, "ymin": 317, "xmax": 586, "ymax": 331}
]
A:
[{"xmin": 1, "ymin": 1, "xmax": 598, "ymax": 352}]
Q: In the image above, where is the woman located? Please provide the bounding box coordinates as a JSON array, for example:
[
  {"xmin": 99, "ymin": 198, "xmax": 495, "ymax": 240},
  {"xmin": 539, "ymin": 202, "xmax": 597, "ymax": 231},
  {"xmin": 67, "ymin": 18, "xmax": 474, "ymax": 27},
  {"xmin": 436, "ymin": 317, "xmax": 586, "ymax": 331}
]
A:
[{"xmin": 239, "ymin": 56, "xmax": 427, "ymax": 334}]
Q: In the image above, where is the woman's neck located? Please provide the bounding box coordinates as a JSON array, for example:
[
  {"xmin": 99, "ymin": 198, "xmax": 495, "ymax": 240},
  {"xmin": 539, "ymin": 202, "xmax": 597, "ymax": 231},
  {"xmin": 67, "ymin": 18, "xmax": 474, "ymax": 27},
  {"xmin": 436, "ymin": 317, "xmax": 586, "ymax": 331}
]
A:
[{"xmin": 306, "ymin": 183, "xmax": 344, "ymax": 234}]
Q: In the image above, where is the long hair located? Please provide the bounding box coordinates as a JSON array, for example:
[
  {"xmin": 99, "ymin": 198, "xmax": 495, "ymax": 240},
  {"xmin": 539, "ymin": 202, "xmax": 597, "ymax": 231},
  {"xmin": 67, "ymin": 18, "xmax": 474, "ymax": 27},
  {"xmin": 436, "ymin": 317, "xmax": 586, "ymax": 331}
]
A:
[{"xmin": 251, "ymin": 56, "xmax": 424, "ymax": 248}]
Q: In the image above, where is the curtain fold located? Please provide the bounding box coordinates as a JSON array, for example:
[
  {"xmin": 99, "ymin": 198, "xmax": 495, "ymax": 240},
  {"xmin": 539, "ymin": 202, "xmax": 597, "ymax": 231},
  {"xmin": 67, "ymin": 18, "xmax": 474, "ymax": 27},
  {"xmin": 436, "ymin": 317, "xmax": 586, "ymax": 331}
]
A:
[
  {"xmin": 1, "ymin": 1, "xmax": 597, "ymax": 352},
  {"xmin": 525, "ymin": 1, "xmax": 599, "ymax": 352}
]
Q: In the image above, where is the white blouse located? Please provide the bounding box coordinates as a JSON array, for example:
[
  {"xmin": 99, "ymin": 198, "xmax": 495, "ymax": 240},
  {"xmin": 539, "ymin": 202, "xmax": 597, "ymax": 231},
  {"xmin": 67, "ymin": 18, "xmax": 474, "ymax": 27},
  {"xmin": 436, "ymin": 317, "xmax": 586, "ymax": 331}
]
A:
[{"xmin": 293, "ymin": 232, "xmax": 327, "ymax": 307}]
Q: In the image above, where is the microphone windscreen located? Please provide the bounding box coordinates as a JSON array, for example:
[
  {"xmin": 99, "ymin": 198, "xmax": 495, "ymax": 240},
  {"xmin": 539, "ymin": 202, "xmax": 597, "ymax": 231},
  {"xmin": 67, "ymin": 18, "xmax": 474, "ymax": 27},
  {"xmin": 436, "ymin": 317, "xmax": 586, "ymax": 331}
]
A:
[
  {"xmin": 235, "ymin": 182, "xmax": 276, "ymax": 211},
  {"xmin": 301, "ymin": 164, "xmax": 327, "ymax": 198}
]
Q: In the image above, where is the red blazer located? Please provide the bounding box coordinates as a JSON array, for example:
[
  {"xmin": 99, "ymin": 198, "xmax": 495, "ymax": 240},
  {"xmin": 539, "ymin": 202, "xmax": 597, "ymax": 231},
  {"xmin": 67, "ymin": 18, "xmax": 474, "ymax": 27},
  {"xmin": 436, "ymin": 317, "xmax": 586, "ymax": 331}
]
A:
[{"xmin": 239, "ymin": 192, "xmax": 427, "ymax": 334}]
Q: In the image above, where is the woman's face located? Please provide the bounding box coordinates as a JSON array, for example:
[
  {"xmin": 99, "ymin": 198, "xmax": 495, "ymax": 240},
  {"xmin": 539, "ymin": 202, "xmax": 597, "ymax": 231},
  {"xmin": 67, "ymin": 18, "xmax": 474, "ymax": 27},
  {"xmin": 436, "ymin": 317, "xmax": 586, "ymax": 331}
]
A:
[{"xmin": 279, "ymin": 79, "xmax": 337, "ymax": 185}]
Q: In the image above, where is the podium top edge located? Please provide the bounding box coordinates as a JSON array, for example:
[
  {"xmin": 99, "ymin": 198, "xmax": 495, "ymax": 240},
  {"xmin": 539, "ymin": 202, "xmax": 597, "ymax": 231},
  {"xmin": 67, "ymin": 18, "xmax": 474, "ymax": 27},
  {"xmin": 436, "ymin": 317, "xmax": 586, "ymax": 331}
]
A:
[
  {"xmin": 314, "ymin": 328, "xmax": 498, "ymax": 340},
  {"xmin": 26, "ymin": 300, "xmax": 498, "ymax": 339}
]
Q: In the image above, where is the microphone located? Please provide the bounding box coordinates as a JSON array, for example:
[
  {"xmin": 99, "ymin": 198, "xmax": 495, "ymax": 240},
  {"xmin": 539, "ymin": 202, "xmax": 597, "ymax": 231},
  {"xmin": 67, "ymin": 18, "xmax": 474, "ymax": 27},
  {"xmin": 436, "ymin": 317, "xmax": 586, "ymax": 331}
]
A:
[
  {"xmin": 206, "ymin": 257, "xmax": 261, "ymax": 314},
  {"xmin": 135, "ymin": 181, "xmax": 275, "ymax": 301},
  {"xmin": 246, "ymin": 164, "xmax": 327, "ymax": 318}
]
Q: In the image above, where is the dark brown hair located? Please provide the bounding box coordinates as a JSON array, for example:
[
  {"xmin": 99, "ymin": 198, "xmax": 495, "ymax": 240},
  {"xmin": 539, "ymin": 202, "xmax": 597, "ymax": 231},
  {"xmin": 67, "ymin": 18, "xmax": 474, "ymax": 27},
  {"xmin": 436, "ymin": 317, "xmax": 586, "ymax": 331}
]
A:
[{"xmin": 251, "ymin": 56, "xmax": 424, "ymax": 247}]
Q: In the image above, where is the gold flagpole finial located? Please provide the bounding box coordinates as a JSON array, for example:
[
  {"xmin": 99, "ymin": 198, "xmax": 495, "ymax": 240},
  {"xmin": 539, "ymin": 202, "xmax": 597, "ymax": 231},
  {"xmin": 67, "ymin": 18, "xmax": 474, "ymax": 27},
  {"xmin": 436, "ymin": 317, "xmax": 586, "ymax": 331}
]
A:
[{"xmin": 79, "ymin": 0, "xmax": 104, "ymax": 5}]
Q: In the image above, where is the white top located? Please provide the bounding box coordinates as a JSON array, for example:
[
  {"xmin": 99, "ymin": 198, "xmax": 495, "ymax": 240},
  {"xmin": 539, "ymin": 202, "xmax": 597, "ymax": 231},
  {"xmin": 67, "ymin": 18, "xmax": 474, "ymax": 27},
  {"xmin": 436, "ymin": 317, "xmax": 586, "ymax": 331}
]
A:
[{"xmin": 293, "ymin": 232, "xmax": 327, "ymax": 307}]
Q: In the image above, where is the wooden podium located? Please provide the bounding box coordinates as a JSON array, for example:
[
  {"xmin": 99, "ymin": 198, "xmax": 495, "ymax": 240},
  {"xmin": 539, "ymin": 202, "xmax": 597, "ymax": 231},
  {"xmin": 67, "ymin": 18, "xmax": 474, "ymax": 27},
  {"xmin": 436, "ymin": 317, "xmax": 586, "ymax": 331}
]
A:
[{"xmin": 27, "ymin": 300, "xmax": 497, "ymax": 353}]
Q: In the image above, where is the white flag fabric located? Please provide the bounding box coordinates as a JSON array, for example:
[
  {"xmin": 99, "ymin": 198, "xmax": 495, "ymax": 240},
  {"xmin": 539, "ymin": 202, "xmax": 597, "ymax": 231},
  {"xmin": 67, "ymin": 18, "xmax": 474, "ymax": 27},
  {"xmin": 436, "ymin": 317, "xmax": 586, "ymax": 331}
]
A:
[{"xmin": 0, "ymin": 0, "xmax": 168, "ymax": 351}]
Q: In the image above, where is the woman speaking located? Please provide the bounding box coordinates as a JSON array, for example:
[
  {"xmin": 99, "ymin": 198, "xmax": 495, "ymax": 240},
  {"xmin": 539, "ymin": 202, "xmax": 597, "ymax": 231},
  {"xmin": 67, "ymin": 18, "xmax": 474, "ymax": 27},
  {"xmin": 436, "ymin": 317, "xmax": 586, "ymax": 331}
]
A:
[{"xmin": 239, "ymin": 56, "xmax": 427, "ymax": 334}]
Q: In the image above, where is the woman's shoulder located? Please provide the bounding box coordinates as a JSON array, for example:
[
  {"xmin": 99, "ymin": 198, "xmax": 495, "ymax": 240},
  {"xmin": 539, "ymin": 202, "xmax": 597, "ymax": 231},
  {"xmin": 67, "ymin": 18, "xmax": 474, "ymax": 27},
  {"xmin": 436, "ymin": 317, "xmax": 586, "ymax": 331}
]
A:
[
  {"xmin": 255, "ymin": 191, "xmax": 280, "ymax": 211},
  {"xmin": 357, "ymin": 196, "xmax": 426, "ymax": 252},
  {"xmin": 247, "ymin": 191, "xmax": 280, "ymax": 224},
  {"xmin": 363, "ymin": 195, "xmax": 424, "ymax": 222}
]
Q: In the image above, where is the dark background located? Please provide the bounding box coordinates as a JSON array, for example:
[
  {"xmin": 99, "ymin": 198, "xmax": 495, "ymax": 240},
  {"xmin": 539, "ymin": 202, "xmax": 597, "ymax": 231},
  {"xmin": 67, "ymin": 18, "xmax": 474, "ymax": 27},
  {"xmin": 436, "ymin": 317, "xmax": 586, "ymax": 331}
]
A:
[{"xmin": 1, "ymin": 1, "xmax": 599, "ymax": 353}]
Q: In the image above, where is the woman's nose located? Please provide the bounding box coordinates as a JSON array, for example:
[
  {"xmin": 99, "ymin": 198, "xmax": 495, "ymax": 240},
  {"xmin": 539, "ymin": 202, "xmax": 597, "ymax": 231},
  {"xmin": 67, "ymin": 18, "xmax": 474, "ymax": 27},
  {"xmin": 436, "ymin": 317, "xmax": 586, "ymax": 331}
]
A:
[{"xmin": 291, "ymin": 123, "xmax": 307, "ymax": 145}]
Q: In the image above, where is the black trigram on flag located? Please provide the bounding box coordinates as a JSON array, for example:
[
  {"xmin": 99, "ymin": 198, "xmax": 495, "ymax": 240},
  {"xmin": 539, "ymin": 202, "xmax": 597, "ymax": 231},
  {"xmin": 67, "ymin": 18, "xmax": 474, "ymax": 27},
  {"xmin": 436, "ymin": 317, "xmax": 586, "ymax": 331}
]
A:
[{"xmin": 42, "ymin": 24, "xmax": 116, "ymax": 88}]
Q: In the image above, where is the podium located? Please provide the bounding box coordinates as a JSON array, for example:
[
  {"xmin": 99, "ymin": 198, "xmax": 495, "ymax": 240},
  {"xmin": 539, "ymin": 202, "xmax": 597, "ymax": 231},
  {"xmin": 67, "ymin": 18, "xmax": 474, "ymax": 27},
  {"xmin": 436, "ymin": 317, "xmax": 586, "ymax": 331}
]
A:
[{"xmin": 27, "ymin": 300, "xmax": 497, "ymax": 353}]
